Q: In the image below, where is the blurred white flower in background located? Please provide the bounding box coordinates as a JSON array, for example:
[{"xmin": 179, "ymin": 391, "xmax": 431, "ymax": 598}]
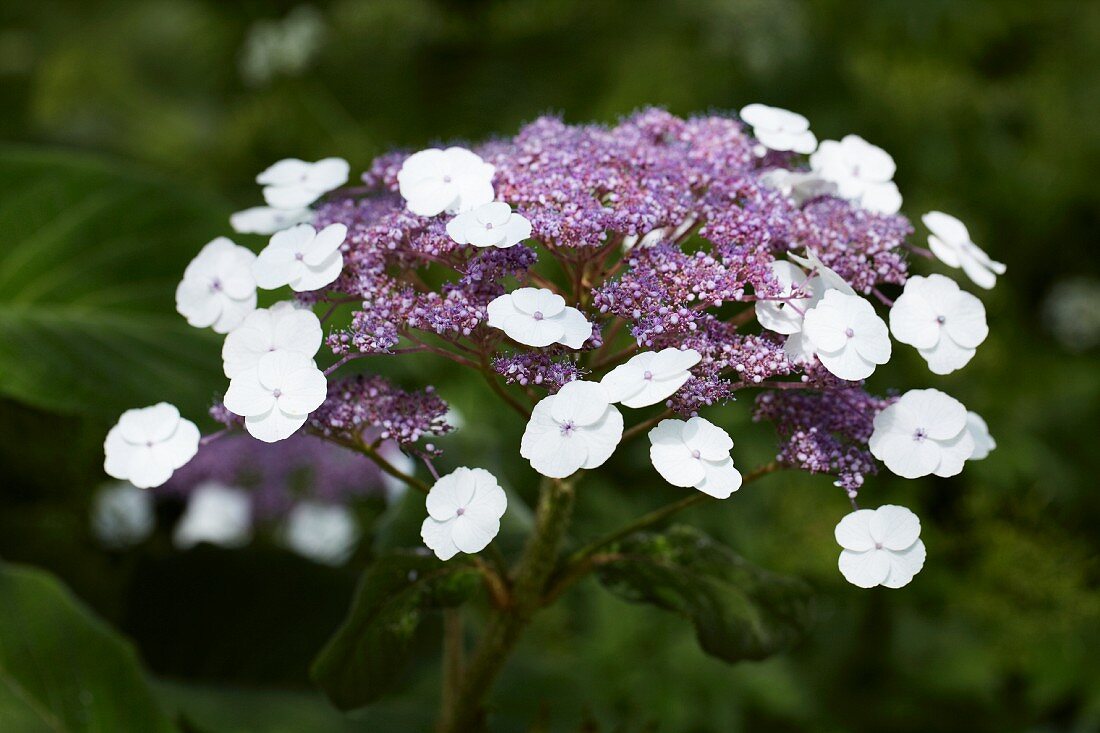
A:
[
  {"xmin": 90, "ymin": 482, "xmax": 155, "ymax": 549},
  {"xmin": 239, "ymin": 6, "xmax": 326, "ymax": 87},
  {"xmin": 282, "ymin": 501, "xmax": 360, "ymax": 565},
  {"xmin": 1042, "ymin": 277, "xmax": 1100, "ymax": 352},
  {"xmin": 173, "ymin": 482, "xmax": 252, "ymax": 549}
]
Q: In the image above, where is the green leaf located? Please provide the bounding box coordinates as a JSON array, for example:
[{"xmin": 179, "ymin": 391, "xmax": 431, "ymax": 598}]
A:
[
  {"xmin": 311, "ymin": 551, "xmax": 481, "ymax": 711},
  {"xmin": 0, "ymin": 561, "xmax": 177, "ymax": 733},
  {"xmin": 0, "ymin": 147, "xmax": 231, "ymax": 417},
  {"xmin": 596, "ymin": 525, "xmax": 813, "ymax": 664}
]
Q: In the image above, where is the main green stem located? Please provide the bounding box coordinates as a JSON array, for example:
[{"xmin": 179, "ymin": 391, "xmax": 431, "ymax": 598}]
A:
[{"xmin": 438, "ymin": 476, "xmax": 575, "ymax": 733}]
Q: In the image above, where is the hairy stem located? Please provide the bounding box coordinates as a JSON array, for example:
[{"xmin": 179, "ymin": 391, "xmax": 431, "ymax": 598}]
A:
[{"xmin": 438, "ymin": 476, "xmax": 576, "ymax": 733}]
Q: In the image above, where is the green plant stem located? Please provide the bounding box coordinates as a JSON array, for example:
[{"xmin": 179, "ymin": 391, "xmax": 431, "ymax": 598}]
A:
[
  {"xmin": 437, "ymin": 609, "xmax": 465, "ymax": 732},
  {"xmin": 547, "ymin": 462, "xmax": 781, "ymax": 601},
  {"xmin": 438, "ymin": 476, "xmax": 576, "ymax": 733}
]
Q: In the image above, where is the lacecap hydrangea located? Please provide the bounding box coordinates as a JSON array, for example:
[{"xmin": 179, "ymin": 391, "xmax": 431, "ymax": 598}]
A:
[{"xmin": 103, "ymin": 106, "xmax": 1002, "ymax": 589}]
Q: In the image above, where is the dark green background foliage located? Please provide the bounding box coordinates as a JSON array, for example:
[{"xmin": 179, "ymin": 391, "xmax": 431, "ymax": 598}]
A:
[{"xmin": 1, "ymin": 1, "xmax": 1098, "ymax": 731}]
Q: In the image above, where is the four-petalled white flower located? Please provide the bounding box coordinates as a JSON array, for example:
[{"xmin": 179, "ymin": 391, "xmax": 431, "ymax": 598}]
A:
[
  {"xmin": 223, "ymin": 351, "xmax": 328, "ymax": 443},
  {"xmin": 420, "ymin": 467, "xmax": 508, "ymax": 561},
  {"xmin": 889, "ymin": 274, "xmax": 988, "ymax": 375},
  {"xmin": 740, "ymin": 104, "xmax": 817, "ymax": 154},
  {"xmin": 965, "ymin": 411, "xmax": 996, "ymax": 461},
  {"xmin": 446, "ymin": 202, "xmax": 532, "ymax": 248},
  {"xmin": 397, "ymin": 147, "xmax": 496, "ymax": 217},
  {"xmin": 811, "ymin": 134, "xmax": 902, "ymax": 214},
  {"xmin": 257, "ymin": 157, "xmax": 349, "ymax": 209},
  {"xmin": 175, "ymin": 237, "xmax": 258, "ymax": 334},
  {"xmin": 802, "ymin": 290, "xmax": 892, "ymax": 380},
  {"xmin": 486, "ymin": 287, "xmax": 592, "ymax": 348},
  {"xmin": 283, "ymin": 501, "xmax": 360, "ymax": 566},
  {"xmin": 253, "ymin": 223, "xmax": 346, "ymax": 292},
  {"xmin": 835, "ymin": 505, "xmax": 926, "ymax": 589},
  {"xmin": 869, "ymin": 388, "xmax": 975, "ymax": 478},
  {"xmin": 648, "ymin": 417, "xmax": 742, "ymax": 499},
  {"xmin": 173, "ymin": 482, "xmax": 252, "ymax": 550},
  {"xmin": 222, "ymin": 301, "xmax": 323, "ymax": 378},
  {"xmin": 90, "ymin": 482, "xmax": 155, "ymax": 549},
  {"xmin": 520, "ymin": 381, "xmax": 623, "ymax": 478},
  {"xmin": 104, "ymin": 403, "xmax": 200, "ymax": 489},
  {"xmin": 601, "ymin": 348, "xmax": 701, "ymax": 408},
  {"xmin": 230, "ymin": 206, "xmax": 313, "ymax": 235},
  {"xmin": 922, "ymin": 211, "xmax": 1006, "ymax": 290}
]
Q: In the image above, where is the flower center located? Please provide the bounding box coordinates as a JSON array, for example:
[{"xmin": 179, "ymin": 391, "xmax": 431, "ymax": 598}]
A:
[
  {"xmin": 294, "ymin": 251, "xmax": 305, "ymax": 261},
  {"xmin": 456, "ymin": 507, "xmax": 466, "ymax": 516},
  {"xmin": 532, "ymin": 311, "xmax": 544, "ymax": 321},
  {"xmin": 442, "ymin": 175, "xmax": 452, "ymax": 183},
  {"xmin": 209, "ymin": 278, "xmax": 223, "ymax": 292},
  {"xmin": 845, "ymin": 327, "xmax": 855, "ymax": 338},
  {"xmin": 691, "ymin": 449, "xmax": 701, "ymax": 459},
  {"xmin": 874, "ymin": 541, "xmax": 883, "ymax": 550},
  {"xmin": 643, "ymin": 370, "xmax": 653, "ymax": 381},
  {"xmin": 145, "ymin": 440, "xmax": 154, "ymax": 447},
  {"xmin": 485, "ymin": 222, "xmax": 494, "ymax": 230},
  {"xmin": 559, "ymin": 420, "xmax": 576, "ymax": 436},
  {"xmin": 272, "ymin": 388, "xmax": 283, "ymax": 399},
  {"xmin": 913, "ymin": 427, "xmax": 927, "ymax": 442},
  {"xmin": 936, "ymin": 315, "xmax": 946, "ymax": 324}
]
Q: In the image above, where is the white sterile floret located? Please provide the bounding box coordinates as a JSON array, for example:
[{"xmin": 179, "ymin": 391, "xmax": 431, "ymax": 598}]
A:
[
  {"xmin": 253, "ymin": 223, "xmax": 346, "ymax": 292},
  {"xmin": 922, "ymin": 211, "xmax": 1006, "ymax": 290},
  {"xmin": 835, "ymin": 505, "xmax": 926, "ymax": 589},
  {"xmin": 788, "ymin": 248, "xmax": 855, "ymax": 296},
  {"xmin": 520, "ymin": 381, "xmax": 624, "ymax": 478},
  {"xmin": 222, "ymin": 301, "xmax": 323, "ymax": 378},
  {"xmin": 257, "ymin": 157, "xmax": 349, "ymax": 209},
  {"xmin": 103, "ymin": 403, "xmax": 200, "ymax": 489},
  {"xmin": 486, "ymin": 287, "xmax": 592, "ymax": 349},
  {"xmin": 173, "ymin": 482, "xmax": 252, "ymax": 550},
  {"xmin": 755, "ymin": 260, "xmax": 822, "ymax": 336},
  {"xmin": 759, "ymin": 168, "xmax": 837, "ymax": 205},
  {"xmin": 740, "ymin": 104, "xmax": 817, "ymax": 154},
  {"xmin": 446, "ymin": 202, "xmax": 532, "ymax": 248},
  {"xmin": 420, "ymin": 467, "xmax": 508, "ymax": 561},
  {"xmin": 230, "ymin": 206, "xmax": 313, "ymax": 235},
  {"xmin": 802, "ymin": 290, "xmax": 891, "ymax": 380},
  {"xmin": 223, "ymin": 351, "xmax": 328, "ymax": 443},
  {"xmin": 175, "ymin": 237, "xmax": 258, "ymax": 334},
  {"xmin": 648, "ymin": 417, "xmax": 742, "ymax": 499},
  {"xmin": 889, "ymin": 274, "xmax": 988, "ymax": 374},
  {"xmin": 283, "ymin": 501, "xmax": 360, "ymax": 566},
  {"xmin": 811, "ymin": 134, "xmax": 902, "ymax": 214},
  {"xmin": 601, "ymin": 348, "xmax": 701, "ymax": 408},
  {"xmin": 965, "ymin": 411, "xmax": 996, "ymax": 461},
  {"xmin": 397, "ymin": 146, "xmax": 496, "ymax": 217},
  {"xmin": 90, "ymin": 483, "xmax": 155, "ymax": 549},
  {"xmin": 869, "ymin": 388, "xmax": 975, "ymax": 479}
]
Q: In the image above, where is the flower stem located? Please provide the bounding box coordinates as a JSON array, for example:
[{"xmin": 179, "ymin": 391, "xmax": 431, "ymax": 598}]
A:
[
  {"xmin": 437, "ymin": 609, "xmax": 465, "ymax": 731},
  {"xmin": 437, "ymin": 476, "xmax": 576, "ymax": 733}
]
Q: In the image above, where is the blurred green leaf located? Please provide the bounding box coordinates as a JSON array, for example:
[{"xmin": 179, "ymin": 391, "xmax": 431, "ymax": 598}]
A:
[
  {"xmin": 596, "ymin": 525, "xmax": 813, "ymax": 664},
  {"xmin": 0, "ymin": 147, "xmax": 229, "ymax": 417},
  {"xmin": 311, "ymin": 551, "xmax": 481, "ymax": 711},
  {"xmin": 0, "ymin": 561, "xmax": 176, "ymax": 733}
]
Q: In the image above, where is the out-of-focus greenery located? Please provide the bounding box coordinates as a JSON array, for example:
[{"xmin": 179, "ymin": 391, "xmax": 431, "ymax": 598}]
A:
[{"xmin": 1, "ymin": 1, "xmax": 1098, "ymax": 731}]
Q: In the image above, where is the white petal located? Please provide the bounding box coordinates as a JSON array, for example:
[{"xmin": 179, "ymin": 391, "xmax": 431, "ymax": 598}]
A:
[
  {"xmin": 922, "ymin": 211, "xmax": 970, "ymax": 247},
  {"xmin": 426, "ymin": 468, "xmax": 478, "ymax": 521},
  {"xmin": 257, "ymin": 158, "xmax": 310, "ymax": 186},
  {"xmin": 838, "ymin": 549, "xmax": 891, "ymax": 588},
  {"xmin": 511, "ymin": 288, "xmax": 565, "ymax": 318},
  {"xmin": 304, "ymin": 157, "xmax": 350, "ymax": 193},
  {"xmin": 650, "ymin": 442, "xmax": 706, "ymax": 487},
  {"xmin": 224, "ymin": 373, "xmax": 275, "ymax": 417},
  {"xmin": 451, "ymin": 514, "xmax": 500, "ymax": 554},
  {"xmin": 919, "ymin": 337, "xmax": 976, "ymax": 375},
  {"xmin": 446, "ymin": 211, "xmax": 476, "ymax": 244},
  {"xmin": 870, "ymin": 431, "xmax": 942, "ymax": 479},
  {"xmin": 649, "ymin": 347, "xmax": 702, "ymax": 378},
  {"xmin": 694, "ymin": 457, "xmax": 741, "ymax": 499},
  {"xmin": 117, "ymin": 403, "xmax": 180, "ymax": 444},
  {"xmin": 245, "ymin": 408, "xmax": 307, "ymax": 443},
  {"xmin": 834, "ymin": 510, "xmax": 876, "ymax": 552},
  {"xmin": 577, "ymin": 408, "xmax": 623, "ymax": 470},
  {"xmin": 959, "ymin": 249, "xmax": 998, "ymax": 290},
  {"xmin": 520, "ymin": 400, "xmax": 586, "ymax": 478},
  {"xmin": 275, "ymin": 365, "xmax": 327, "ymax": 415},
  {"xmin": 681, "ymin": 416, "xmax": 733, "ymax": 460},
  {"xmin": 966, "ymin": 412, "xmax": 996, "ymax": 461},
  {"xmin": 292, "ymin": 250, "xmax": 343, "ymax": 292},
  {"xmin": 499, "ymin": 313, "xmax": 564, "ymax": 347},
  {"xmin": 304, "ymin": 224, "xmax": 347, "ymax": 266},
  {"xmin": 903, "ymin": 389, "xmax": 967, "ymax": 440},
  {"xmin": 942, "ymin": 289, "xmax": 988, "ymax": 348},
  {"xmin": 231, "ymin": 206, "xmax": 312, "ymax": 235},
  {"xmin": 421, "ymin": 516, "xmax": 460, "ymax": 561},
  {"xmin": 263, "ymin": 183, "xmax": 320, "ymax": 210},
  {"xmin": 174, "ymin": 483, "xmax": 252, "ymax": 549},
  {"xmin": 860, "ymin": 181, "xmax": 902, "ymax": 215},
  {"xmin": 550, "ymin": 380, "xmax": 610, "ymax": 426},
  {"xmin": 817, "ymin": 344, "xmax": 877, "ymax": 381},
  {"xmin": 124, "ymin": 447, "xmax": 174, "ymax": 489},
  {"xmin": 881, "ymin": 541, "xmax": 926, "ymax": 588},
  {"xmin": 600, "ymin": 361, "xmax": 648, "ymax": 404},
  {"xmin": 272, "ymin": 306, "xmax": 323, "ymax": 355},
  {"xmin": 468, "ymin": 469, "xmax": 507, "ymax": 518},
  {"xmin": 152, "ymin": 418, "xmax": 200, "ymax": 470},
  {"xmin": 889, "ymin": 282, "xmax": 940, "ymax": 350},
  {"xmin": 103, "ymin": 427, "xmax": 137, "ymax": 480},
  {"xmin": 931, "ymin": 430, "xmax": 975, "ymax": 478},
  {"xmin": 869, "ymin": 505, "xmax": 921, "ymax": 551},
  {"xmin": 621, "ymin": 372, "xmax": 691, "ymax": 409},
  {"xmin": 501, "ymin": 213, "xmax": 532, "ymax": 247},
  {"xmin": 556, "ymin": 307, "xmax": 593, "ymax": 349}
]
